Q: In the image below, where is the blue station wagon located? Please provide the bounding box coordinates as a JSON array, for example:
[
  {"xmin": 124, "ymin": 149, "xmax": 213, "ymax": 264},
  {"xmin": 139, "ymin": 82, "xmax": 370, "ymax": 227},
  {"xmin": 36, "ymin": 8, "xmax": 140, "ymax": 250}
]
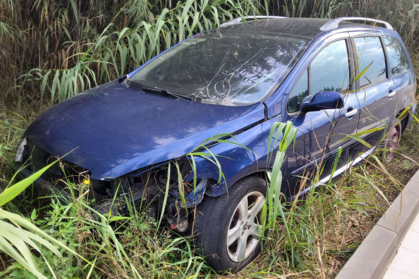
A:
[{"xmin": 15, "ymin": 16, "xmax": 417, "ymax": 271}]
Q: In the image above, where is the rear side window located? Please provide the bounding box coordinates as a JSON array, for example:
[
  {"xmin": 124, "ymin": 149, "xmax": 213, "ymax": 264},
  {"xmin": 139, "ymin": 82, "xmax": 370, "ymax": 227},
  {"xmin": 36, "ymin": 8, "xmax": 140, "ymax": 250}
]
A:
[
  {"xmin": 354, "ymin": 37, "xmax": 387, "ymax": 88},
  {"xmin": 383, "ymin": 36, "xmax": 411, "ymax": 77},
  {"xmin": 287, "ymin": 69, "xmax": 308, "ymax": 113}
]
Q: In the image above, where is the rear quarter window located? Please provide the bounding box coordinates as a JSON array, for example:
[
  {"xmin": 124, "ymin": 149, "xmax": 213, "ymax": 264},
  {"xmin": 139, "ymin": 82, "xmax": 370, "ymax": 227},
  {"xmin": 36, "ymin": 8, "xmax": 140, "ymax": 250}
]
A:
[{"xmin": 383, "ymin": 36, "xmax": 411, "ymax": 77}]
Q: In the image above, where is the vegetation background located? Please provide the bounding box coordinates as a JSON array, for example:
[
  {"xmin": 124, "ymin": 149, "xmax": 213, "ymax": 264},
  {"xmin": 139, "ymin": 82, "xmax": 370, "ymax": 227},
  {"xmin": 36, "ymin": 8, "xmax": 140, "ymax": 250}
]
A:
[{"xmin": 0, "ymin": 0, "xmax": 418, "ymax": 278}]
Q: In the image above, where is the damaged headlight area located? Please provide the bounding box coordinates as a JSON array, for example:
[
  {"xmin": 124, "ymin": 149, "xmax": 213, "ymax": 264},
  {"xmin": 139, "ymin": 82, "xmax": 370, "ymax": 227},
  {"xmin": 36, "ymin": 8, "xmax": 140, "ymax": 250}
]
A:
[
  {"xmin": 100, "ymin": 161, "xmax": 212, "ymax": 232},
  {"xmin": 17, "ymin": 141, "xmax": 216, "ymax": 233}
]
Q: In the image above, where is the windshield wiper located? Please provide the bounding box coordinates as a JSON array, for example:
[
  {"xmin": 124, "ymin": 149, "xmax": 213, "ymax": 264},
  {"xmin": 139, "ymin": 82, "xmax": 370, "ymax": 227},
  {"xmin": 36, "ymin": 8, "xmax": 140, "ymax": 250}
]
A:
[{"xmin": 140, "ymin": 85, "xmax": 194, "ymax": 102}]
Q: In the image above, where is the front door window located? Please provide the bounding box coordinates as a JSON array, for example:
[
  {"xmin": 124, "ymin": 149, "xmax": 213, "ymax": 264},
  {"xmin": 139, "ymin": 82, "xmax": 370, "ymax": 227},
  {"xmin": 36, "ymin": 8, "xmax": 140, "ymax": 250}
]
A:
[{"xmin": 310, "ymin": 40, "xmax": 351, "ymax": 94}]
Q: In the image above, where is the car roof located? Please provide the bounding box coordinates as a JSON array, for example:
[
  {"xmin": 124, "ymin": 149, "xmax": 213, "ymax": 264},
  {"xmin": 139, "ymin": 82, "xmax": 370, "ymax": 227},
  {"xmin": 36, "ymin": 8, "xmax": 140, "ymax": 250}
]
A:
[
  {"xmin": 220, "ymin": 18, "xmax": 329, "ymax": 39},
  {"xmin": 220, "ymin": 17, "xmax": 394, "ymax": 40}
]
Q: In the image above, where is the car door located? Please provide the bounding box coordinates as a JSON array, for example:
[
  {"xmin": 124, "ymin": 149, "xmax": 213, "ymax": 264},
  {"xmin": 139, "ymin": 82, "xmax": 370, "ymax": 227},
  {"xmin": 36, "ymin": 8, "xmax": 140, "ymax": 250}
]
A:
[
  {"xmin": 382, "ymin": 35, "xmax": 415, "ymax": 126},
  {"xmin": 283, "ymin": 36, "xmax": 361, "ymax": 197},
  {"xmin": 350, "ymin": 34, "xmax": 395, "ymax": 152}
]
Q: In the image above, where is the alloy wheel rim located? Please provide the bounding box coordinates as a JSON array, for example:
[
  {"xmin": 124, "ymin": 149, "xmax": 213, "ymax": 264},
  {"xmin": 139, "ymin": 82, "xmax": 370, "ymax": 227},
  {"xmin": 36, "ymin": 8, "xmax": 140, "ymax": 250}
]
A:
[
  {"xmin": 226, "ymin": 191, "xmax": 265, "ymax": 263},
  {"xmin": 385, "ymin": 125, "xmax": 401, "ymax": 162}
]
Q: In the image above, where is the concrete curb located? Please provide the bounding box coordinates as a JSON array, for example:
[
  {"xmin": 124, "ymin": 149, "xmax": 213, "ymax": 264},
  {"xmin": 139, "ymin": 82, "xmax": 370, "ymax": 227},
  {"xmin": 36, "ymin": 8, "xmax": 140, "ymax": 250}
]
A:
[{"xmin": 336, "ymin": 170, "xmax": 419, "ymax": 279}]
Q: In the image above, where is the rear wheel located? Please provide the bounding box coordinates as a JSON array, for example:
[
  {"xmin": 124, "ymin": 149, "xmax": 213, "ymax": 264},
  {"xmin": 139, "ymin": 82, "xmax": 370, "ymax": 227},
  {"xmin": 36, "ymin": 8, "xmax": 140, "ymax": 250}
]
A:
[
  {"xmin": 383, "ymin": 122, "xmax": 402, "ymax": 162},
  {"xmin": 193, "ymin": 176, "xmax": 266, "ymax": 272}
]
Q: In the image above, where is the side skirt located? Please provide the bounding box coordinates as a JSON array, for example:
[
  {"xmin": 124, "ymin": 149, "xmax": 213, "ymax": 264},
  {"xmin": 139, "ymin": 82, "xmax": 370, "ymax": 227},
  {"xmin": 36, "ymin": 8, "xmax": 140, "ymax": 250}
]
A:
[{"xmin": 289, "ymin": 146, "xmax": 376, "ymax": 201}]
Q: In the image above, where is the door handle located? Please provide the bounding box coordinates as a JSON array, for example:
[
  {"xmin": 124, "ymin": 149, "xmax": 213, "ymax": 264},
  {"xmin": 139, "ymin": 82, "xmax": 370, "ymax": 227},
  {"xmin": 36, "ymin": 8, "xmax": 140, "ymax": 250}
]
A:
[
  {"xmin": 388, "ymin": 90, "xmax": 396, "ymax": 98},
  {"xmin": 345, "ymin": 108, "xmax": 358, "ymax": 118}
]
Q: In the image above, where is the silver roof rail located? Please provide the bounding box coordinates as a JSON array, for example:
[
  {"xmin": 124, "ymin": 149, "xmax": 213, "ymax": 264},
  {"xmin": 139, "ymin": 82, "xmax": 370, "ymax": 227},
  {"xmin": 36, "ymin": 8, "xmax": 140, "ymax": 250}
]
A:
[
  {"xmin": 220, "ymin": 15, "xmax": 287, "ymax": 27},
  {"xmin": 320, "ymin": 17, "xmax": 393, "ymax": 31}
]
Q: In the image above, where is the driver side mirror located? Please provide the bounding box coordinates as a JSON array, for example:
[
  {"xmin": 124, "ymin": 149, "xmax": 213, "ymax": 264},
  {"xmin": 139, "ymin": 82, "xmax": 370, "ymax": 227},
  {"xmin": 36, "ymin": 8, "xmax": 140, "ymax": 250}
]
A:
[{"xmin": 300, "ymin": 91, "xmax": 344, "ymax": 113}]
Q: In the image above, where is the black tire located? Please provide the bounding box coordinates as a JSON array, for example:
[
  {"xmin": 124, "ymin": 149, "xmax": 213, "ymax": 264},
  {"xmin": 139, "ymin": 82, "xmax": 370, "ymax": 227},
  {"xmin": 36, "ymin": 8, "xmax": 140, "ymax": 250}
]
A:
[{"xmin": 193, "ymin": 175, "xmax": 266, "ymax": 272}]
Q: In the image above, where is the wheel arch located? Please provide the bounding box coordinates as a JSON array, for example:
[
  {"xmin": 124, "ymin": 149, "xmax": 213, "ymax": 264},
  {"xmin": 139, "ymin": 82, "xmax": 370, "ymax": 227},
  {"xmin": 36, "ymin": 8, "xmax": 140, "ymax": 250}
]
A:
[
  {"xmin": 396, "ymin": 108, "xmax": 410, "ymax": 132},
  {"xmin": 205, "ymin": 168, "xmax": 271, "ymax": 197}
]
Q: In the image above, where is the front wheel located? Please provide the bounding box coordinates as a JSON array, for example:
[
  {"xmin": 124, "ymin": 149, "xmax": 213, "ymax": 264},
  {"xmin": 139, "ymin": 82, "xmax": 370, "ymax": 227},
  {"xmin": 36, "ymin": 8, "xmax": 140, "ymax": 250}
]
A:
[{"xmin": 193, "ymin": 176, "xmax": 266, "ymax": 272}]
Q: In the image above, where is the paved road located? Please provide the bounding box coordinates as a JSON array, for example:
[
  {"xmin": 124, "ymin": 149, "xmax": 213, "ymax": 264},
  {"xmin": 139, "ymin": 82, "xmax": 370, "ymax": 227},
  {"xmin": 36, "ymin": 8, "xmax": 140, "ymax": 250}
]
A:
[{"xmin": 383, "ymin": 212, "xmax": 419, "ymax": 279}]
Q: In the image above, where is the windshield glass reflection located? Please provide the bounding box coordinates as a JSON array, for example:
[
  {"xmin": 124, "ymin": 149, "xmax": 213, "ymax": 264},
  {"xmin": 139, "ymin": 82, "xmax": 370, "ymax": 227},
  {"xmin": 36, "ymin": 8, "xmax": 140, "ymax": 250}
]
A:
[{"xmin": 129, "ymin": 22, "xmax": 309, "ymax": 106}]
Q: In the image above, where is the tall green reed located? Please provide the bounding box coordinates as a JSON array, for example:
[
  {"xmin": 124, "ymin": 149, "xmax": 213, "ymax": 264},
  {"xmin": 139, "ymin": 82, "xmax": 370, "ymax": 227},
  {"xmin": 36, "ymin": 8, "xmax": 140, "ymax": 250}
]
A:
[
  {"xmin": 0, "ymin": 159, "xmax": 86, "ymax": 279},
  {"xmin": 1, "ymin": 0, "xmax": 262, "ymax": 104}
]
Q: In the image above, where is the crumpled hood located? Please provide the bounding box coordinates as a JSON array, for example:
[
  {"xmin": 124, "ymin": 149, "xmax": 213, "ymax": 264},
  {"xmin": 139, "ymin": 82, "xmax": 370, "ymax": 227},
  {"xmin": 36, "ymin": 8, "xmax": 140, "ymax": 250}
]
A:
[{"xmin": 24, "ymin": 80, "xmax": 265, "ymax": 180}]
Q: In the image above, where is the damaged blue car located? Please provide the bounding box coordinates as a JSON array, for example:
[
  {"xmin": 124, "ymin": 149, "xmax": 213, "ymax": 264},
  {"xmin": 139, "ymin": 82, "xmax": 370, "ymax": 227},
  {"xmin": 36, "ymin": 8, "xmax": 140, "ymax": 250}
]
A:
[{"xmin": 16, "ymin": 16, "xmax": 417, "ymax": 272}]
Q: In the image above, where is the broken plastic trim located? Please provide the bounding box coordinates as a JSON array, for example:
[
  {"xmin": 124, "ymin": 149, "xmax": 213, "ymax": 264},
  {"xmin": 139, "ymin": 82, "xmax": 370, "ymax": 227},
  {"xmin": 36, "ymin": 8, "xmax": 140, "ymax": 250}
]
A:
[
  {"xmin": 124, "ymin": 159, "xmax": 211, "ymax": 208},
  {"xmin": 180, "ymin": 178, "xmax": 208, "ymax": 208}
]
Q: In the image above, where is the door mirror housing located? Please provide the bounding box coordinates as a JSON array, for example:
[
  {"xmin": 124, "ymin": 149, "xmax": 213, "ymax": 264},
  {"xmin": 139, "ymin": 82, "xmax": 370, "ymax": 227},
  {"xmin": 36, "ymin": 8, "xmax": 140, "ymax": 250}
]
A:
[{"xmin": 300, "ymin": 91, "xmax": 344, "ymax": 113}]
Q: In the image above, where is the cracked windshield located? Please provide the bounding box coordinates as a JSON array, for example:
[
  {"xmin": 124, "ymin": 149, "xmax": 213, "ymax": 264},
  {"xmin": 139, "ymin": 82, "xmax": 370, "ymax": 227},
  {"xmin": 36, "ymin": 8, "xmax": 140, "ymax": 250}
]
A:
[{"xmin": 129, "ymin": 22, "xmax": 309, "ymax": 106}]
